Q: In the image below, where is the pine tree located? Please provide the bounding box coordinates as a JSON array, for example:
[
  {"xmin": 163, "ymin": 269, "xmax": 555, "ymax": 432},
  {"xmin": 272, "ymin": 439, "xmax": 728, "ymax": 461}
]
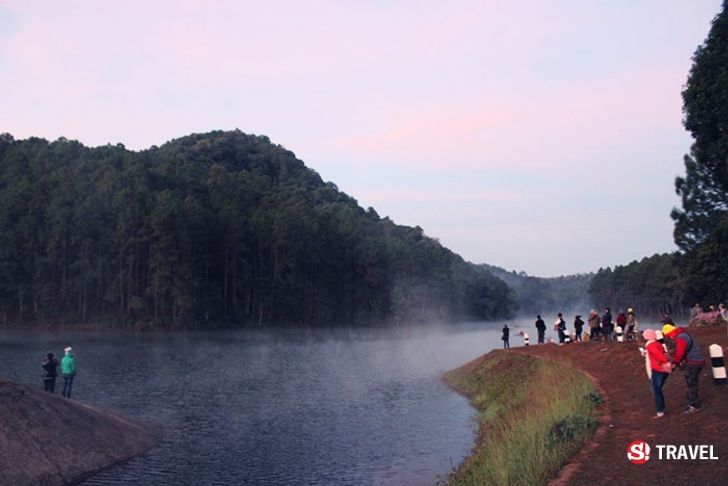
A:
[{"xmin": 672, "ymin": 1, "xmax": 728, "ymax": 252}]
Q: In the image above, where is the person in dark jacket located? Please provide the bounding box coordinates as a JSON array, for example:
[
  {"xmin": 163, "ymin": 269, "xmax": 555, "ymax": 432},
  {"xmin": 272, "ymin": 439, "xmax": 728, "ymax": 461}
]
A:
[
  {"xmin": 42, "ymin": 353, "xmax": 59, "ymax": 393},
  {"xmin": 502, "ymin": 324, "xmax": 510, "ymax": 349},
  {"xmin": 602, "ymin": 307, "xmax": 613, "ymax": 341},
  {"xmin": 662, "ymin": 324, "xmax": 705, "ymax": 413},
  {"xmin": 555, "ymin": 313, "xmax": 566, "ymax": 344},
  {"xmin": 573, "ymin": 315, "xmax": 584, "ymax": 342},
  {"xmin": 535, "ymin": 315, "xmax": 546, "ymax": 344}
]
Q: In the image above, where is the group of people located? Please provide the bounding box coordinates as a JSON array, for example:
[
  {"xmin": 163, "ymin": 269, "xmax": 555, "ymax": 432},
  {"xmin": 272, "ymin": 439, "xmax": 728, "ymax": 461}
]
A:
[
  {"xmin": 41, "ymin": 346, "xmax": 76, "ymax": 398},
  {"xmin": 509, "ymin": 308, "xmax": 640, "ymax": 346},
  {"xmin": 691, "ymin": 302, "xmax": 728, "ymax": 320},
  {"xmin": 585, "ymin": 307, "xmax": 640, "ymax": 342},
  {"xmin": 498, "ymin": 310, "xmax": 709, "ymax": 418},
  {"xmin": 690, "ymin": 302, "xmax": 728, "ymax": 325}
]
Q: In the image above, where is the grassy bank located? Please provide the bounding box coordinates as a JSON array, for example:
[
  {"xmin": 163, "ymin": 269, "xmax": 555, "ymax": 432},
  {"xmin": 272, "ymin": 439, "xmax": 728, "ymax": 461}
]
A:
[{"xmin": 444, "ymin": 351, "xmax": 600, "ymax": 485}]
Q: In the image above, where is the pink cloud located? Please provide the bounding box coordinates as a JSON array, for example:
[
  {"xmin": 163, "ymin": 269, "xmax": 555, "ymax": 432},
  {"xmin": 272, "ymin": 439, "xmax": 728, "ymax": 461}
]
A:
[
  {"xmin": 353, "ymin": 187, "xmax": 525, "ymax": 205},
  {"xmin": 331, "ymin": 67, "xmax": 687, "ymax": 171}
]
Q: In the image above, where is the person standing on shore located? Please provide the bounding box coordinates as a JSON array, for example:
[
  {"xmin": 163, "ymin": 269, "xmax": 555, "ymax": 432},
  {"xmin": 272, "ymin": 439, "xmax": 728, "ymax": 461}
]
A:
[
  {"xmin": 502, "ymin": 324, "xmax": 510, "ymax": 349},
  {"xmin": 535, "ymin": 315, "xmax": 546, "ymax": 344},
  {"xmin": 588, "ymin": 310, "xmax": 601, "ymax": 341},
  {"xmin": 555, "ymin": 313, "xmax": 566, "ymax": 344},
  {"xmin": 662, "ymin": 324, "xmax": 705, "ymax": 413},
  {"xmin": 691, "ymin": 303, "xmax": 703, "ymax": 321},
  {"xmin": 626, "ymin": 308, "xmax": 638, "ymax": 341},
  {"xmin": 642, "ymin": 329, "xmax": 672, "ymax": 418},
  {"xmin": 602, "ymin": 307, "xmax": 613, "ymax": 341},
  {"xmin": 61, "ymin": 346, "xmax": 76, "ymax": 399},
  {"xmin": 573, "ymin": 315, "xmax": 584, "ymax": 342},
  {"xmin": 41, "ymin": 352, "xmax": 59, "ymax": 393},
  {"xmin": 616, "ymin": 311, "xmax": 627, "ymax": 337}
]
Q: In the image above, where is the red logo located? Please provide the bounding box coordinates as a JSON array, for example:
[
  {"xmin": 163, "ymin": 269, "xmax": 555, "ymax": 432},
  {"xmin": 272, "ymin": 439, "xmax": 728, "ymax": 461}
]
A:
[{"xmin": 627, "ymin": 440, "xmax": 651, "ymax": 464}]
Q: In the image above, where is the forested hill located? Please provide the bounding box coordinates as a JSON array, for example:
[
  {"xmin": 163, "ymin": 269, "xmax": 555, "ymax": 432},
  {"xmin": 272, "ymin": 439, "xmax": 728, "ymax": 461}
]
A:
[
  {"xmin": 480, "ymin": 264, "xmax": 592, "ymax": 316},
  {"xmin": 0, "ymin": 130, "xmax": 515, "ymax": 327}
]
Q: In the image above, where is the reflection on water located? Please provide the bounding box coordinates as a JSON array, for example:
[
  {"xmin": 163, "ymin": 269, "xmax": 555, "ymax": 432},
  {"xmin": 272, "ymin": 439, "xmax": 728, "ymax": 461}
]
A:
[{"xmin": 1, "ymin": 322, "xmax": 513, "ymax": 485}]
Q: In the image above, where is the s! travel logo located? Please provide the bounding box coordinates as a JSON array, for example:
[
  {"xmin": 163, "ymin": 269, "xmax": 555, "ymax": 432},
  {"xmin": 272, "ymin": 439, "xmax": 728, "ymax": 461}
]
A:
[
  {"xmin": 627, "ymin": 440, "xmax": 651, "ymax": 464},
  {"xmin": 627, "ymin": 440, "xmax": 719, "ymax": 463}
]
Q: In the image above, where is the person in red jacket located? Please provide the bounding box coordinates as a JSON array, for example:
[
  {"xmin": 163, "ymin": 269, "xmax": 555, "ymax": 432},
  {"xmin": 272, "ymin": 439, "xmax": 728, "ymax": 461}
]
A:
[
  {"xmin": 616, "ymin": 311, "xmax": 627, "ymax": 335},
  {"xmin": 642, "ymin": 329, "xmax": 672, "ymax": 418},
  {"xmin": 662, "ymin": 324, "xmax": 705, "ymax": 413}
]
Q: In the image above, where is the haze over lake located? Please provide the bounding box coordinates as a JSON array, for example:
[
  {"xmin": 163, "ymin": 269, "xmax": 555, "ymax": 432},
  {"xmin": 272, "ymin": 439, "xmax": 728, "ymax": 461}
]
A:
[{"xmin": 2, "ymin": 322, "xmax": 521, "ymax": 485}]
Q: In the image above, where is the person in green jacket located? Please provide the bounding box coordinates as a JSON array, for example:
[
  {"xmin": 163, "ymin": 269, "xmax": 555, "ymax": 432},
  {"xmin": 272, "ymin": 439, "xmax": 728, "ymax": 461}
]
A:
[{"xmin": 61, "ymin": 346, "xmax": 76, "ymax": 398}]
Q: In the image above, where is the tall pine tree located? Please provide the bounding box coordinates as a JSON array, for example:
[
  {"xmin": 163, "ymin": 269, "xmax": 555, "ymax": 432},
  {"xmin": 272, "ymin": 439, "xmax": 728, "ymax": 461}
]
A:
[
  {"xmin": 672, "ymin": 1, "xmax": 728, "ymax": 304},
  {"xmin": 672, "ymin": 1, "xmax": 728, "ymax": 252}
]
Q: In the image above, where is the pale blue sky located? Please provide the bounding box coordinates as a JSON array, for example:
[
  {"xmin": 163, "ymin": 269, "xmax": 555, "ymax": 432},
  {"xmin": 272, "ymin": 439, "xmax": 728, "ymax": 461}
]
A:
[{"xmin": 0, "ymin": 1, "xmax": 723, "ymax": 276}]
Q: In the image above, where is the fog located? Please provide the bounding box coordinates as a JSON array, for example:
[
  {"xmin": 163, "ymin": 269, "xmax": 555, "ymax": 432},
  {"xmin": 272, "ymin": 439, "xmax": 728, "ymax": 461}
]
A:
[{"xmin": 1, "ymin": 321, "xmax": 517, "ymax": 485}]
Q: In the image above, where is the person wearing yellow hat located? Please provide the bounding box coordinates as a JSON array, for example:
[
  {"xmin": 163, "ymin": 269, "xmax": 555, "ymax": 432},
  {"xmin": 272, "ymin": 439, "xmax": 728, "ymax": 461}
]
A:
[{"xmin": 662, "ymin": 324, "xmax": 705, "ymax": 413}]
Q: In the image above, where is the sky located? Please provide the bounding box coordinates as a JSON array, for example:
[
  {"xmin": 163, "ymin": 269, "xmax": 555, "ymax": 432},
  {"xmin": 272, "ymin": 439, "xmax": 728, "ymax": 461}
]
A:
[{"xmin": 0, "ymin": 1, "xmax": 723, "ymax": 277}]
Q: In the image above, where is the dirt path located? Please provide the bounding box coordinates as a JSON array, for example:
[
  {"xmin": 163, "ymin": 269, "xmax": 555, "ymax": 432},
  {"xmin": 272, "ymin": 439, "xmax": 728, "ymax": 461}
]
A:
[{"xmin": 519, "ymin": 324, "xmax": 728, "ymax": 486}]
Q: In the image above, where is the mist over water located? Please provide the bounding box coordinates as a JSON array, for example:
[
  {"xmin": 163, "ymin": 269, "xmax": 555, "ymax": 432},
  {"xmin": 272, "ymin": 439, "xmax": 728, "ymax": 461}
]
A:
[{"xmin": 1, "ymin": 322, "xmax": 515, "ymax": 485}]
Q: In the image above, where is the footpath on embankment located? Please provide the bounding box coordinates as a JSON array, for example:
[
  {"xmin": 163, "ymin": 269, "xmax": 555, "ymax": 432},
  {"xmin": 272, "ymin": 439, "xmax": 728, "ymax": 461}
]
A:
[
  {"xmin": 446, "ymin": 324, "xmax": 728, "ymax": 486},
  {"xmin": 0, "ymin": 382, "xmax": 158, "ymax": 485}
]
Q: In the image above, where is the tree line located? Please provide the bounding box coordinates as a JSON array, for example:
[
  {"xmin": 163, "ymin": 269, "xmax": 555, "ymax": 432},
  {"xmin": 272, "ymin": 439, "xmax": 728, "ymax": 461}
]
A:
[
  {"xmin": 0, "ymin": 130, "xmax": 516, "ymax": 327},
  {"xmin": 588, "ymin": 254, "xmax": 685, "ymax": 318}
]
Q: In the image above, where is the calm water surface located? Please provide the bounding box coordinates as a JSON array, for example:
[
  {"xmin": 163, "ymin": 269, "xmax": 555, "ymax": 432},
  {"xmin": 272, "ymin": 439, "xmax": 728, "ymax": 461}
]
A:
[{"xmin": 1, "ymin": 321, "xmax": 522, "ymax": 485}]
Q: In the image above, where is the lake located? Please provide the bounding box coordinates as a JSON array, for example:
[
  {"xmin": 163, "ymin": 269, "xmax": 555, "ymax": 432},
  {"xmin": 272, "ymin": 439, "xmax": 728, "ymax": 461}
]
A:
[{"xmin": 1, "ymin": 321, "xmax": 524, "ymax": 485}]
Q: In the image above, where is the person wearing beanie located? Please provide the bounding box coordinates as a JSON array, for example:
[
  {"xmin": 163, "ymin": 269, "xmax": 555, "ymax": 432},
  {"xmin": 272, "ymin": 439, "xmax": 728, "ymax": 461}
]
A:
[
  {"xmin": 61, "ymin": 346, "xmax": 77, "ymax": 399},
  {"xmin": 662, "ymin": 324, "xmax": 705, "ymax": 413},
  {"xmin": 642, "ymin": 329, "xmax": 671, "ymax": 418}
]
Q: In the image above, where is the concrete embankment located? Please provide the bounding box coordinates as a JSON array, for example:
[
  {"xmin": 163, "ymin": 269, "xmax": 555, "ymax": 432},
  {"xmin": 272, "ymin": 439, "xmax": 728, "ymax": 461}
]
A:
[{"xmin": 0, "ymin": 382, "xmax": 158, "ymax": 485}]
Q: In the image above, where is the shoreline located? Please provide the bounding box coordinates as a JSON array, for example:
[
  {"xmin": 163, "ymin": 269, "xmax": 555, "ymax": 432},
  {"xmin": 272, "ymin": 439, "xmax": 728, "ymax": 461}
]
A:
[
  {"xmin": 0, "ymin": 316, "xmax": 525, "ymax": 333},
  {"xmin": 443, "ymin": 349, "xmax": 600, "ymax": 484},
  {"xmin": 446, "ymin": 323, "xmax": 728, "ymax": 485}
]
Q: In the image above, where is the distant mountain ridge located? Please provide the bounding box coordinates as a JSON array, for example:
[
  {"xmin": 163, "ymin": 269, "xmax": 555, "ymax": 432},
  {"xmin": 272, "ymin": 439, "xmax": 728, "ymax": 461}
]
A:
[{"xmin": 480, "ymin": 264, "xmax": 593, "ymax": 316}]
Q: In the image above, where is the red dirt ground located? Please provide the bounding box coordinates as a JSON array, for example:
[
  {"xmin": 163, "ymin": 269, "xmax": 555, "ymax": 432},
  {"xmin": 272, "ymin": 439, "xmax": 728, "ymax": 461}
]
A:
[{"xmin": 517, "ymin": 324, "xmax": 728, "ymax": 486}]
